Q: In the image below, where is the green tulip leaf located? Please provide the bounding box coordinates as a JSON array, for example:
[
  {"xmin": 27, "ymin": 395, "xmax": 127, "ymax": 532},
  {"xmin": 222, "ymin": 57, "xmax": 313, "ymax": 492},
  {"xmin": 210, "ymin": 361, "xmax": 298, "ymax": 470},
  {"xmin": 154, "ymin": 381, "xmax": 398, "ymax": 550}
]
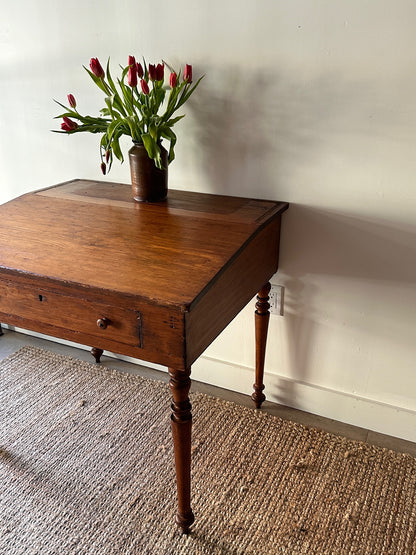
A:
[
  {"xmin": 141, "ymin": 133, "xmax": 157, "ymax": 159},
  {"xmin": 83, "ymin": 66, "xmax": 108, "ymax": 95},
  {"xmin": 149, "ymin": 123, "xmax": 158, "ymax": 141},
  {"xmin": 111, "ymin": 134, "xmax": 124, "ymax": 162}
]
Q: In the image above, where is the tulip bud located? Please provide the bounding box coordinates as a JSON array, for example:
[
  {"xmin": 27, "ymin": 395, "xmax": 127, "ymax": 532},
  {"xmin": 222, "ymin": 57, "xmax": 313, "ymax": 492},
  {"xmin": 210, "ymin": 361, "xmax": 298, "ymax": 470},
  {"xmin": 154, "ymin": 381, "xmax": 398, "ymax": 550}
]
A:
[
  {"xmin": 105, "ymin": 150, "xmax": 111, "ymax": 163},
  {"xmin": 90, "ymin": 57, "xmax": 104, "ymax": 78},
  {"xmin": 128, "ymin": 65, "xmax": 137, "ymax": 88},
  {"xmin": 156, "ymin": 63, "xmax": 164, "ymax": 82},
  {"xmin": 128, "ymin": 55, "xmax": 136, "ymax": 67},
  {"xmin": 140, "ymin": 79, "xmax": 149, "ymax": 95},
  {"xmin": 183, "ymin": 64, "xmax": 192, "ymax": 83},
  {"xmin": 169, "ymin": 72, "xmax": 177, "ymax": 88},
  {"xmin": 67, "ymin": 94, "xmax": 76, "ymax": 109},
  {"xmin": 136, "ymin": 63, "xmax": 144, "ymax": 78},
  {"xmin": 101, "ymin": 162, "xmax": 107, "ymax": 175},
  {"xmin": 61, "ymin": 117, "xmax": 78, "ymax": 132},
  {"xmin": 148, "ymin": 64, "xmax": 157, "ymax": 81}
]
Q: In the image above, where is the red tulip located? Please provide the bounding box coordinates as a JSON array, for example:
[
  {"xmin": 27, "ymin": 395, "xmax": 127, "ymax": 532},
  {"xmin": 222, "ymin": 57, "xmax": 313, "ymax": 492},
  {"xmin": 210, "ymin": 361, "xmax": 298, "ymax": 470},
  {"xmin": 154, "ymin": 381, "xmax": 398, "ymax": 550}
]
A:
[
  {"xmin": 67, "ymin": 94, "xmax": 76, "ymax": 109},
  {"xmin": 155, "ymin": 63, "xmax": 164, "ymax": 81},
  {"xmin": 105, "ymin": 150, "xmax": 111, "ymax": 163},
  {"xmin": 101, "ymin": 162, "xmax": 107, "ymax": 175},
  {"xmin": 183, "ymin": 64, "xmax": 192, "ymax": 83},
  {"xmin": 90, "ymin": 57, "xmax": 104, "ymax": 78},
  {"xmin": 128, "ymin": 55, "xmax": 136, "ymax": 67},
  {"xmin": 148, "ymin": 64, "xmax": 157, "ymax": 81},
  {"xmin": 128, "ymin": 65, "xmax": 137, "ymax": 88},
  {"xmin": 136, "ymin": 63, "xmax": 144, "ymax": 79},
  {"xmin": 61, "ymin": 117, "xmax": 78, "ymax": 132},
  {"xmin": 169, "ymin": 72, "xmax": 177, "ymax": 88},
  {"xmin": 140, "ymin": 79, "xmax": 149, "ymax": 95}
]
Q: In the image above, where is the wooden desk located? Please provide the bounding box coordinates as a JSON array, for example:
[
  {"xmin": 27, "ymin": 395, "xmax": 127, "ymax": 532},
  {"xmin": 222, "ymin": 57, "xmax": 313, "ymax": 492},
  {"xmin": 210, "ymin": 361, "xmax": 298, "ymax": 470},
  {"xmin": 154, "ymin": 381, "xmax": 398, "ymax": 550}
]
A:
[{"xmin": 0, "ymin": 179, "xmax": 288, "ymax": 533}]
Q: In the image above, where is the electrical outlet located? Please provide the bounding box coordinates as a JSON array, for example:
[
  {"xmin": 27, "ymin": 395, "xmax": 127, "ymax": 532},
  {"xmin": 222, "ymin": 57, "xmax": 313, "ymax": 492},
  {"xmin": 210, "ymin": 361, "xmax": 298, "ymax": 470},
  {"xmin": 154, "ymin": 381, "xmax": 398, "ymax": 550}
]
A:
[{"xmin": 269, "ymin": 284, "xmax": 284, "ymax": 316}]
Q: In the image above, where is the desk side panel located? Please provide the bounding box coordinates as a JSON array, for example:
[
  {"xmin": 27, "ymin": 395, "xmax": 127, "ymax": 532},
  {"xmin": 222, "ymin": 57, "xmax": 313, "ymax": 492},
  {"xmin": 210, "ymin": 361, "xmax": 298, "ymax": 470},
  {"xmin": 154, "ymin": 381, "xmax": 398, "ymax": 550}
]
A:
[{"xmin": 185, "ymin": 216, "xmax": 282, "ymax": 367}]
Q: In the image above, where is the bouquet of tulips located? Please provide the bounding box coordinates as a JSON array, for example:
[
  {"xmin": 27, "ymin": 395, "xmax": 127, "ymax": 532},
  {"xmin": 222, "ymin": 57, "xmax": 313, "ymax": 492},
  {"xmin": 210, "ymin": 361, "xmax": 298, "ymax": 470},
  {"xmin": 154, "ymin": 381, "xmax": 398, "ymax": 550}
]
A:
[{"xmin": 54, "ymin": 56, "xmax": 203, "ymax": 173}]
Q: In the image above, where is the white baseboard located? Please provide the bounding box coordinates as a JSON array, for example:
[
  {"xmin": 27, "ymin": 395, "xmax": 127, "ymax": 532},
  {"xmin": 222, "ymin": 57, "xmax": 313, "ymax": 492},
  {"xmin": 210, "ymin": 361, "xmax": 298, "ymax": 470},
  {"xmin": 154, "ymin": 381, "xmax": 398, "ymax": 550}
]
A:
[
  {"xmin": 4, "ymin": 326, "xmax": 416, "ymax": 443},
  {"xmin": 191, "ymin": 355, "xmax": 416, "ymax": 444}
]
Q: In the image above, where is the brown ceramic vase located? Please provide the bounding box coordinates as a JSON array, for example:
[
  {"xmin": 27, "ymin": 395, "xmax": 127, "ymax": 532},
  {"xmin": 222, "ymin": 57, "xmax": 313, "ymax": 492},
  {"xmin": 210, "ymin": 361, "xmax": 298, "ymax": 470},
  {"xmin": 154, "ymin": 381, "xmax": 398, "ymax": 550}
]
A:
[{"xmin": 128, "ymin": 142, "xmax": 168, "ymax": 203}]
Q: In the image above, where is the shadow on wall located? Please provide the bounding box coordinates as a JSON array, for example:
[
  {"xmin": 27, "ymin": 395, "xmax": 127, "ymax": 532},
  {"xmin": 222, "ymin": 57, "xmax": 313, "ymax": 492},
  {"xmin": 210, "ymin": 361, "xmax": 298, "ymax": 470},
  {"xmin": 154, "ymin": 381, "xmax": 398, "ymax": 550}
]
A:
[
  {"xmin": 187, "ymin": 66, "xmax": 298, "ymax": 198},
  {"xmin": 282, "ymin": 205, "xmax": 416, "ymax": 283},
  {"xmin": 270, "ymin": 204, "xmax": 416, "ymax": 407},
  {"xmin": 186, "ymin": 64, "xmax": 414, "ymax": 199},
  {"xmin": 186, "ymin": 63, "xmax": 416, "ymax": 409}
]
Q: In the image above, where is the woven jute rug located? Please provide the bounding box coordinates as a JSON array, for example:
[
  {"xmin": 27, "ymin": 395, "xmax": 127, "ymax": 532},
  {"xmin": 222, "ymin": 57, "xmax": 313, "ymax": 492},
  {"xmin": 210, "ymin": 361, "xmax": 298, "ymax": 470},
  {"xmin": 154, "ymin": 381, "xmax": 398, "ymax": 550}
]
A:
[{"xmin": 0, "ymin": 347, "xmax": 416, "ymax": 554}]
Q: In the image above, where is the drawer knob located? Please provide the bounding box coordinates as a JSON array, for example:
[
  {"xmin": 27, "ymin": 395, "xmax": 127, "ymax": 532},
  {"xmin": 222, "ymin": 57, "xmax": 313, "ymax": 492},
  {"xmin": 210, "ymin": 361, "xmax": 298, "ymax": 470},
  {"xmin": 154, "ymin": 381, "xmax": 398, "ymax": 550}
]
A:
[{"xmin": 97, "ymin": 318, "xmax": 109, "ymax": 329}]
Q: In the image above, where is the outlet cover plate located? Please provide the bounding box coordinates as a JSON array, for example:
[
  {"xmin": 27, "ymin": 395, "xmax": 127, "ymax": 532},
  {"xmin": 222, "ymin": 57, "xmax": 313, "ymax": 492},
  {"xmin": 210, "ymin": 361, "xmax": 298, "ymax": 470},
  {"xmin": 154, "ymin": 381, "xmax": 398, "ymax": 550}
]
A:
[{"xmin": 269, "ymin": 284, "xmax": 284, "ymax": 316}]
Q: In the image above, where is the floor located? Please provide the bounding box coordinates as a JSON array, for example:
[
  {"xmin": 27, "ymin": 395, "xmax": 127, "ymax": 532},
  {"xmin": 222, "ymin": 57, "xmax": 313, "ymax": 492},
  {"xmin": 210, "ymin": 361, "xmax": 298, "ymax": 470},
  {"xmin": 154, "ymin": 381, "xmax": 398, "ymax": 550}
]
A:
[{"xmin": 1, "ymin": 327, "xmax": 416, "ymax": 457}]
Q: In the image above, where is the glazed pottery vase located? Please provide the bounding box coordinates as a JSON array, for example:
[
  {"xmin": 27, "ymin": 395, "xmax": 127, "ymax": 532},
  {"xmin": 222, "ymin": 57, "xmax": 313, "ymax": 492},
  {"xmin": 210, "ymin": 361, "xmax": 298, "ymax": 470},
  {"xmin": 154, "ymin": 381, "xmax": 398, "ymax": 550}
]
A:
[{"xmin": 128, "ymin": 143, "xmax": 168, "ymax": 202}]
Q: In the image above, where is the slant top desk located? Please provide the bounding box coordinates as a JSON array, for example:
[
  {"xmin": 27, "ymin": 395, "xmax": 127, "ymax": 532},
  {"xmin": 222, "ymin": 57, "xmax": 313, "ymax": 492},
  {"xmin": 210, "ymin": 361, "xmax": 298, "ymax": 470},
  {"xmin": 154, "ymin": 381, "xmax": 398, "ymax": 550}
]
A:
[{"xmin": 0, "ymin": 179, "xmax": 288, "ymax": 533}]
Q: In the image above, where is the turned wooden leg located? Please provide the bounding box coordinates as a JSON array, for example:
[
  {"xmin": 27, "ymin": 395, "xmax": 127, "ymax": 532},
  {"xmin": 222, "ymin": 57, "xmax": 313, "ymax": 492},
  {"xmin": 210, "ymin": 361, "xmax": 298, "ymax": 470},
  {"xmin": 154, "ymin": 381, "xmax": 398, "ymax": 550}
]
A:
[
  {"xmin": 90, "ymin": 347, "xmax": 103, "ymax": 363},
  {"xmin": 252, "ymin": 282, "xmax": 271, "ymax": 409},
  {"xmin": 169, "ymin": 367, "xmax": 195, "ymax": 534}
]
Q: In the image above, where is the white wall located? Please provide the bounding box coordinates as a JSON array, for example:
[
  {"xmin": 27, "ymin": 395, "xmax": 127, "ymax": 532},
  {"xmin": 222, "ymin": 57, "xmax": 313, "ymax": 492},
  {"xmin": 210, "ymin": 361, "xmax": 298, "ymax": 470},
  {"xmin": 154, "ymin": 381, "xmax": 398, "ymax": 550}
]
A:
[{"xmin": 1, "ymin": 1, "xmax": 416, "ymax": 440}]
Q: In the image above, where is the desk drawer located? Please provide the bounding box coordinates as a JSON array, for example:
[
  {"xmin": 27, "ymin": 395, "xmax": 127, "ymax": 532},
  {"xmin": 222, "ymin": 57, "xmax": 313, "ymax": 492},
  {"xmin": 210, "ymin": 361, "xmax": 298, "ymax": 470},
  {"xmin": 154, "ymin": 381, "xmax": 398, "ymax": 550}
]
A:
[{"xmin": 0, "ymin": 280, "xmax": 142, "ymax": 348}]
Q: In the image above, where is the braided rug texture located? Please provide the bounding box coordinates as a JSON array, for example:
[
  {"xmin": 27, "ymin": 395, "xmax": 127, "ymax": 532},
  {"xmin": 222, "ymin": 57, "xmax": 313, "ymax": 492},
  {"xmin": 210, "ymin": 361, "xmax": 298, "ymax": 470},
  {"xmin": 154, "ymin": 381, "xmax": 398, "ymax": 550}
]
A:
[{"xmin": 0, "ymin": 346, "xmax": 416, "ymax": 554}]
